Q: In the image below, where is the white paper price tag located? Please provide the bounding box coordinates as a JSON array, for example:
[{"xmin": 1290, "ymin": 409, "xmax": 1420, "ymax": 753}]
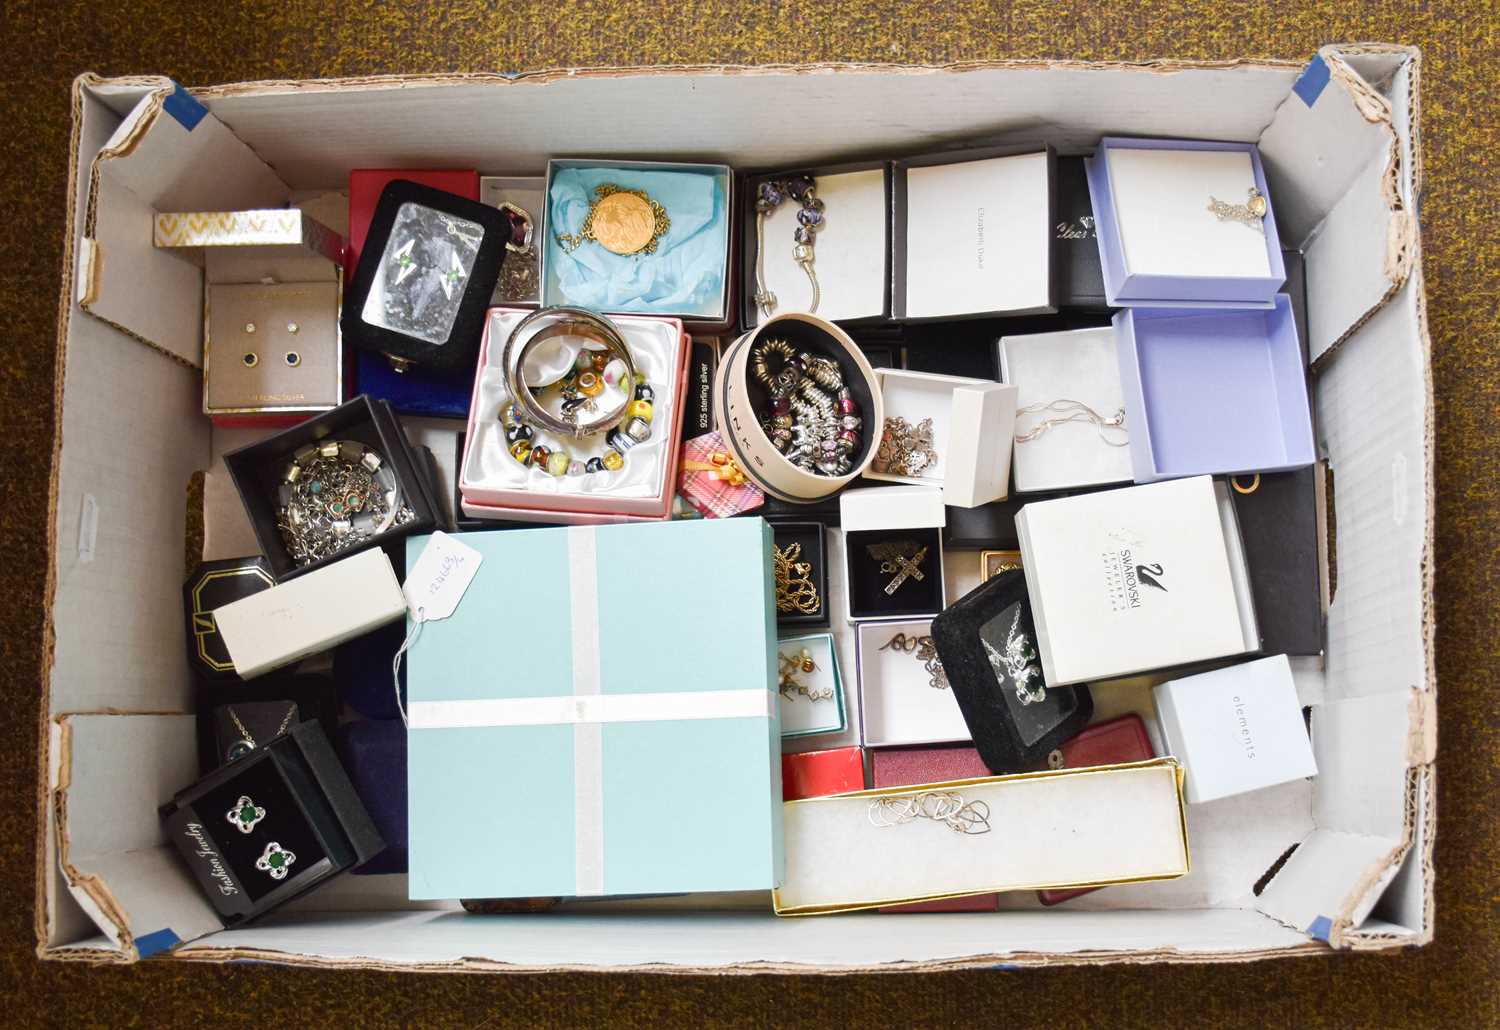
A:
[{"xmin": 403, "ymin": 531, "xmax": 483, "ymax": 623}]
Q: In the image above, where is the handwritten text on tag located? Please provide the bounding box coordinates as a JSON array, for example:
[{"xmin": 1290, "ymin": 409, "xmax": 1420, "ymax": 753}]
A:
[{"xmin": 403, "ymin": 531, "xmax": 483, "ymax": 622}]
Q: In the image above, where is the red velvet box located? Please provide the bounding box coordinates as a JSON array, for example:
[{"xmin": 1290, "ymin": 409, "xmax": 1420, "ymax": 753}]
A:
[
  {"xmin": 871, "ymin": 747, "xmax": 999, "ymax": 913},
  {"xmin": 1038, "ymin": 713, "xmax": 1156, "ymax": 906},
  {"xmin": 346, "ymin": 169, "xmax": 480, "ymax": 281},
  {"xmin": 781, "ymin": 747, "xmax": 865, "ymax": 802}
]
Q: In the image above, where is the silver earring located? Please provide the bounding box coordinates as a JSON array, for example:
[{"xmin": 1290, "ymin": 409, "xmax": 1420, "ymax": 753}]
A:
[
  {"xmin": 256, "ymin": 841, "xmax": 296, "ymax": 880},
  {"xmin": 226, "ymin": 795, "xmax": 265, "ymax": 835}
]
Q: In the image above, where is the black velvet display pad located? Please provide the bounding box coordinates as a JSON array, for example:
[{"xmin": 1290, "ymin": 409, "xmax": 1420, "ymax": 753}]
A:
[
  {"xmin": 772, "ymin": 521, "xmax": 828, "ymax": 627},
  {"xmin": 192, "ymin": 746, "xmax": 331, "ymax": 903},
  {"xmin": 931, "ymin": 569, "xmax": 1093, "ymax": 773},
  {"xmin": 844, "ymin": 527, "xmax": 944, "ymax": 619},
  {"xmin": 162, "ymin": 721, "xmax": 383, "ymax": 925},
  {"xmin": 336, "ymin": 719, "xmax": 408, "ymax": 875},
  {"xmin": 194, "ymin": 673, "xmax": 339, "ymax": 775},
  {"xmin": 342, "ymin": 179, "xmax": 511, "ymax": 372},
  {"xmin": 223, "ymin": 395, "xmax": 438, "ymax": 580},
  {"xmin": 333, "ymin": 619, "xmax": 407, "ymax": 721}
]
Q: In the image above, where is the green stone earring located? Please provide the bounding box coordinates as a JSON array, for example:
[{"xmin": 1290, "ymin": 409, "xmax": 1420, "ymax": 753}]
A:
[
  {"xmin": 256, "ymin": 841, "xmax": 296, "ymax": 880},
  {"xmin": 226, "ymin": 795, "xmax": 265, "ymax": 835}
]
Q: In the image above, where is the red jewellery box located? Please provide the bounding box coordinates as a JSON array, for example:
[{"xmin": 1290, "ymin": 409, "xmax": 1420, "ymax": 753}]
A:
[
  {"xmin": 781, "ymin": 747, "xmax": 866, "ymax": 802},
  {"xmin": 1038, "ymin": 714, "xmax": 1157, "ymax": 906},
  {"xmin": 871, "ymin": 746, "xmax": 999, "ymax": 913}
]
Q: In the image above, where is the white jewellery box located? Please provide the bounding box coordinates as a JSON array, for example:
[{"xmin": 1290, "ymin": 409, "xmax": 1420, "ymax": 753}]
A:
[
  {"xmin": 839, "ymin": 485, "xmax": 948, "ymax": 623},
  {"xmin": 864, "ymin": 368, "xmax": 1017, "ymax": 508},
  {"xmin": 999, "ymin": 326, "xmax": 1134, "ymax": 493},
  {"xmin": 1154, "ymin": 654, "xmax": 1318, "ymax": 804},
  {"xmin": 213, "ymin": 547, "xmax": 408, "ymax": 679},
  {"xmin": 1016, "ymin": 476, "xmax": 1259, "ymax": 686}
]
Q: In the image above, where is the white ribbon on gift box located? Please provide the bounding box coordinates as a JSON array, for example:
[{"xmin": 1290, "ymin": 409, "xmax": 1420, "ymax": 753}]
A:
[{"xmin": 404, "ymin": 526, "xmax": 775, "ymax": 897}]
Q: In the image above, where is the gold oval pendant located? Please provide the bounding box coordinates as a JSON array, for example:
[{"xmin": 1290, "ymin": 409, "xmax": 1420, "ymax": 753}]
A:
[{"xmin": 591, "ymin": 191, "xmax": 659, "ymax": 255}]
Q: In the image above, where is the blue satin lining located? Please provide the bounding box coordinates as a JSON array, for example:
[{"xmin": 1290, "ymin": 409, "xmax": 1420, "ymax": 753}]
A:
[{"xmin": 544, "ymin": 165, "xmax": 728, "ymax": 318}]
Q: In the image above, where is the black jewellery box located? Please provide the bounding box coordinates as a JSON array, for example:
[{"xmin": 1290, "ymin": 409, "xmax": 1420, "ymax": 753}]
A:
[
  {"xmin": 194, "ymin": 673, "xmax": 341, "ymax": 775},
  {"xmin": 739, "ymin": 160, "xmax": 894, "ymax": 329},
  {"xmin": 838, "ymin": 485, "xmax": 947, "ymax": 621},
  {"xmin": 224, "ymin": 395, "xmax": 439, "ymax": 580},
  {"xmin": 343, "ymin": 179, "xmax": 512, "ymax": 373},
  {"xmin": 771, "ymin": 520, "xmax": 829, "ymax": 628},
  {"xmin": 183, "ymin": 556, "xmax": 274, "ymax": 681},
  {"xmin": 161, "ymin": 720, "xmax": 384, "ymax": 925},
  {"xmin": 1053, "ymin": 155, "xmax": 1110, "ymax": 311},
  {"xmin": 931, "ymin": 568, "xmax": 1093, "ymax": 774}
]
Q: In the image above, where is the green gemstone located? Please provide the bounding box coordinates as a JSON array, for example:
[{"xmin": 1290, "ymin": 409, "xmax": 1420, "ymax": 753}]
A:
[
  {"xmin": 268, "ymin": 852, "xmax": 285, "ymax": 868},
  {"xmin": 309, "ymin": 481, "xmax": 322, "ymax": 494},
  {"xmin": 238, "ymin": 805, "xmax": 257, "ymax": 822}
]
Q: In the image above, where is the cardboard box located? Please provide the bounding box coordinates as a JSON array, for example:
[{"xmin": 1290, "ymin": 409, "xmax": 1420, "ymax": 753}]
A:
[
  {"xmin": 781, "ymin": 746, "xmax": 866, "ymax": 801},
  {"xmin": 1085, "ymin": 137, "xmax": 1287, "ymax": 308},
  {"xmin": 1154, "ymin": 655, "xmax": 1319, "ymax": 804},
  {"xmin": 1016, "ymin": 477, "xmax": 1260, "ymax": 686},
  {"xmin": 1115, "ymin": 298, "xmax": 1316, "ymax": 483},
  {"xmin": 774, "ymin": 759, "xmax": 1190, "ymax": 914},
  {"xmin": 153, "ymin": 208, "xmax": 345, "ymax": 423},
  {"xmin": 404, "ymin": 520, "xmax": 783, "ymax": 898},
  {"xmin": 458, "ymin": 308, "xmax": 689, "ymax": 522},
  {"xmin": 46, "ymin": 50, "xmax": 1433, "ymax": 968},
  {"xmin": 213, "ymin": 548, "xmax": 407, "ymax": 680},
  {"xmin": 863, "ymin": 368, "xmax": 1018, "ymax": 508}
]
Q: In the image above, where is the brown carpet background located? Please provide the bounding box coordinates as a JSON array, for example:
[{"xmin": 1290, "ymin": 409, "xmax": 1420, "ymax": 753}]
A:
[{"xmin": 1, "ymin": 2, "xmax": 1496, "ymax": 1026}]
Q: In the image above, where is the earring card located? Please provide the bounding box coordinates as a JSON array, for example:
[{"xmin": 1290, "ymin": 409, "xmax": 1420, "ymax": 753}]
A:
[{"xmin": 773, "ymin": 758, "xmax": 1189, "ymax": 915}]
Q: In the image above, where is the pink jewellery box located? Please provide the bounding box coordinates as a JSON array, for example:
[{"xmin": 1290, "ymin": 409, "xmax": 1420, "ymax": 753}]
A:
[{"xmin": 460, "ymin": 307, "xmax": 690, "ymax": 522}]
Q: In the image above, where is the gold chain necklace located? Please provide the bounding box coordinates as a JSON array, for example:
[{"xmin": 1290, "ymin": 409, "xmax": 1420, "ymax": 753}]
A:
[{"xmin": 226, "ymin": 703, "xmax": 297, "ymax": 761}]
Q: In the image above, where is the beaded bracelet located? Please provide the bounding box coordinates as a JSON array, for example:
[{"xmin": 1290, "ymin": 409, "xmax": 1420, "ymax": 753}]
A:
[{"xmin": 502, "ymin": 368, "xmax": 656, "ymax": 478}]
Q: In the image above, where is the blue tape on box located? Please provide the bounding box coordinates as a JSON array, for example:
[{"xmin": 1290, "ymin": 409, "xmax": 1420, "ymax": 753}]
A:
[
  {"xmin": 135, "ymin": 927, "xmax": 181, "ymax": 958},
  {"xmin": 1307, "ymin": 914, "xmax": 1333, "ymax": 941},
  {"xmin": 1293, "ymin": 55, "xmax": 1331, "ymax": 108},
  {"xmin": 162, "ymin": 82, "xmax": 208, "ymax": 131}
]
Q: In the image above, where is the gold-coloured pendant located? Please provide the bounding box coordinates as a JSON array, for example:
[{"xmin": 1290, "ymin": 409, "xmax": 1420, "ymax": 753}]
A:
[{"xmin": 557, "ymin": 184, "xmax": 671, "ymax": 256}]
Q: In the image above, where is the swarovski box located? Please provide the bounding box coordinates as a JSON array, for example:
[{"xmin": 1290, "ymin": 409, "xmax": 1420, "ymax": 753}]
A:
[
  {"xmin": 45, "ymin": 51, "xmax": 1434, "ymax": 970},
  {"xmin": 403, "ymin": 519, "xmax": 784, "ymax": 898}
]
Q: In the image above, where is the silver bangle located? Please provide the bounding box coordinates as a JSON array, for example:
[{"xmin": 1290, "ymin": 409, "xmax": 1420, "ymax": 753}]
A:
[{"xmin": 500, "ymin": 306, "xmax": 637, "ymax": 440}]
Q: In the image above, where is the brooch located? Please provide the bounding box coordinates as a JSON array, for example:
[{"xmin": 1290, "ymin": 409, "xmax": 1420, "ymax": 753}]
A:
[{"xmin": 556, "ymin": 184, "xmax": 671, "ymax": 256}]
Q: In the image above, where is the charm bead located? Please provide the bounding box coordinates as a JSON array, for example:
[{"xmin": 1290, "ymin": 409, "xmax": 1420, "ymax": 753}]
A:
[
  {"xmin": 607, "ymin": 428, "xmax": 636, "ymax": 453},
  {"xmin": 634, "ymin": 383, "xmax": 655, "ymax": 403},
  {"xmin": 530, "ymin": 445, "xmax": 551, "ymax": 469},
  {"xmin": 626, "ymin": 399, "xmax": 654, "ymax": 422},
  {"xmin": 547, "ymin": 451, "xmax": 572, "ymax": 477},
  {"xmin": 575, "ymin": 349, "xmax": 596, "ymax": 372},
  {"xmin": 567, "ymin": 460, "xmax": 585, "ymax": 476},
  {"xmin": 585, "ymin": 457, "xmax": 606, "ymax": 474},
  {"xmin": 623, "ymin": 417, "xmax": 652, "ymax": 444},
  {"xmin": 602, "ymin": 450, "xmax": 625, "ymax": 471},
  {"xmin": 603, "ymin": 358, "xmax": 628, "ymax": 386},
  {"xmin": 577, "ymin": 371, "xmax": 604, "ymax": 397},
  {"xmin": 505, "ymin": 422, "xmax": 534, "ymax": 445},
  {"xmin": 509, "ymin": 439, "xmax": 533, "ymax": 463}
]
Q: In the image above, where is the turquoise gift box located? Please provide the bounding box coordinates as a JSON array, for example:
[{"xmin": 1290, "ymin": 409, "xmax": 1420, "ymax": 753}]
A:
[{"xmin": 404, "ymin": 518, "xmax": 784, "ymax": 899}]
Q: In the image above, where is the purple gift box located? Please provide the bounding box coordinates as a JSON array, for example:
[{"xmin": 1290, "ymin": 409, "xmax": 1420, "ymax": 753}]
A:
[
  {"xmin": 1086, "ymin": 137, "xmax": 1286, "ymax": 308},
  {"xmin": 1115, "ymin": 296, "xmax": 1315, "ymax": 483}
]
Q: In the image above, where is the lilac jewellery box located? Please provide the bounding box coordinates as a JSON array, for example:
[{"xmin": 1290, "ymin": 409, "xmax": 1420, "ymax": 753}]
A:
[
  {"xmin": 1114, "ymin": 296, "xmax": 1315, "ymax": 483},
  {"xmin": 1085, "ymin": 137, "xmax": 1286, "ymax": 308}
]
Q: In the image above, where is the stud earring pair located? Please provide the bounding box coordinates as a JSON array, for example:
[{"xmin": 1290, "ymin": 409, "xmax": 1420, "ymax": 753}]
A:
[
  {"xmin": 241, "ymin": 321, "xmax": 302, "ymax": 369},
  {"xmin": 226, "ymin": 795, "xmax": 297, "ymax": 880}
]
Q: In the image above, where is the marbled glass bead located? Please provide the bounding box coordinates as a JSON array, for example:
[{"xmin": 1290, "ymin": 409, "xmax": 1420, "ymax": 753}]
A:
[
  {"xmin": 603, "ymin": 359, "xmax": 628, "ymax": 387},
  {"xmin": 838, "ymin": 397, "xmax": 859, "ymax": 415},
  {"xmin": 590, "ymin": 351, "xmax": 610, "ymax": 373},
  {"xmin": 575, "ymin": 349, "xmax": 596, "ymax": 372},
  {"xmin": 786, "ymin": 176, "xmax": 814, "ymax": 200},
  {"xmin": 601, "ymin": 450, "xmax": 625, "ymax": 471},
  {"xmin": 585, "ymin": 457, "xmax": 606, "ymax": 474},
  {"xmin": 626, "ymin": 399, "xmax": 653, "ymax": 423},
  {"xmin": 772, "ymin": 397, "xmax": 791, "ymax": 416},
  {"xmin": 797, "ymin": 206, "xmax": 824, "ymax": 227},
  {"xmin": 547, "ymin": 451, "xmax": 571, "ymax": 477},
  {"xmin": 567, "ymin": 460, "xmax": 585, "ymax": 476},
  {"xmin": 758, "ymin": 181, "xmax": 784, "ymax": 207},
  {"xmin": 793, "ymin": 227, "xmax": 813, "ymax": 245},
  {"xmin": 505, "ymin": 422, "xmax": 534, "ymax": 444},
  {"xmin": 577, "ymin": 371, "xmax": 604, "ymax": 397},
  {"xmin": 509, "ymin": 439, "xmax": 533, "ymax": 463},
  {"xmin": 501, "ymin": 403, "xmax": 523, "ymax": 429},
  {"xmin": 606, "ymin": 428, "xmax": 635, "ymax": 453},
  {"xmin": 529, "ymin": 445, "xmax": 551, "ymax": 468},
  {"xmin": 634, "ymin": 383, "xmax": 654, "ymax": 403}
]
